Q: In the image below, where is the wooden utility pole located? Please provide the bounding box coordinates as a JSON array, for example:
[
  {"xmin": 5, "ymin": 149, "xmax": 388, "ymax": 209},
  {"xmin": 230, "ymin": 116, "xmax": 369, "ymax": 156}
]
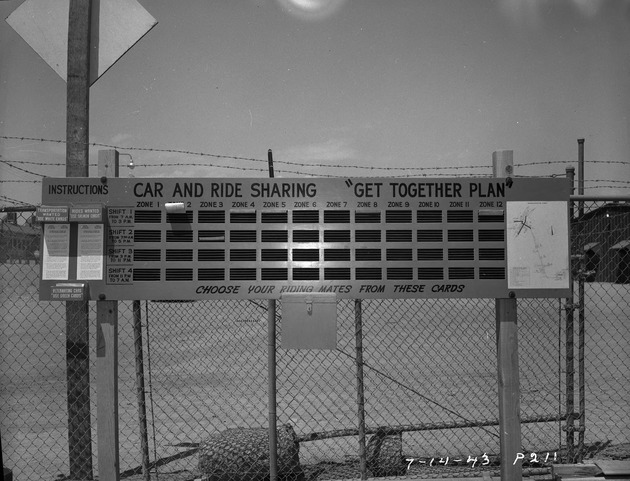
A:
[
  {"xmin": 66, "ymin": 0, "xmax": 94, "ymax": 478},
  {"xmin": 67, "ymin": 0, "xmax": 92, "ymax": 177}
]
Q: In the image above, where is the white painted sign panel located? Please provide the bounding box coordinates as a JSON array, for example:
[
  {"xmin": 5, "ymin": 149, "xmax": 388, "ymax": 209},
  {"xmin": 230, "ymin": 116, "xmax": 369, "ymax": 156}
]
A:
[{"xmin": 6, "ymin": 0, "xmax": 157, "ymax": 84}]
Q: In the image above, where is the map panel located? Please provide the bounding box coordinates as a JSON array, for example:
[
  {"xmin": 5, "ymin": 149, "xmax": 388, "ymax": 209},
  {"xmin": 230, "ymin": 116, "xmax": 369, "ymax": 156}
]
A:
[{"xmin": 506, "ymin": 201, "xmax": 569, "ymax": 289}]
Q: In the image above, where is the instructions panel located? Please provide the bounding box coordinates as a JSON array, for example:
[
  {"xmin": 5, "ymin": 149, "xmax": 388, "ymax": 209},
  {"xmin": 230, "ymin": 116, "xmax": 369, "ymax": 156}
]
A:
[{"xmin": 39, "ymin": 177, "xmax": 571, "ymax": 300}]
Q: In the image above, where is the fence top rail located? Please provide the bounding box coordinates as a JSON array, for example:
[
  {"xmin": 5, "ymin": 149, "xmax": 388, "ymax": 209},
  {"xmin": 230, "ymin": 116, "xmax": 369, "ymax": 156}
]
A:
[
  {"xmin": 0, "ymin": 206, "xmax": 37, "ymax": 213},
  {"xmin": 570, "ymin": 195, "xmax": 630, "ymax": 202}
]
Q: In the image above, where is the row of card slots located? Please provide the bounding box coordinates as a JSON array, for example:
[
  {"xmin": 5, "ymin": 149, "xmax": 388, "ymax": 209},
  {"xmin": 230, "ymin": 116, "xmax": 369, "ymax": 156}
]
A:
[
  {"xmin": 131, "ymin": 266, "xmax": 506, "ymax": 282},
  {"xmin": 127, "ymin": 229, "xmax": 506, "ymax": 243},
  {"xmin": 130, "ymin": 247, "xmax": 505, "ymax": 262},
  {"xmin": 131, "ymin": 209, "xmax": 504, "ymax": 224}
]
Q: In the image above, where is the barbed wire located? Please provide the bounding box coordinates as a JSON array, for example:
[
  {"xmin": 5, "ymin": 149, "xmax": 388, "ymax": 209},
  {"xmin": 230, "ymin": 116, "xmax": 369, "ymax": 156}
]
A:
[
  {"xmin": 0, "ymin": 136, "xmax": 268, "ymax": 164},
  {"xmin": 0, "ymin": 159, "xmax": 64, "ymax": 166},
  {"xmin": 515, "ymin": 160, "xmax": 630, "ymax": 167},
  {"xmin": 0, "ymin": 194, "xmax": 32, "ymax": 206},
  {"xmin": 3, "ymin": 174, "xmax": 630, "ymax": 185},
  {"xmin": 1, "ymin": 179, "xmax": 629, "ymax": 191},
  {"xmin": 0, "ymin": 180, "xmax": 41, "ymax": 183},
  {"xmin": 0, "ymin": 158, "xmax": 47, "ymax": 178},
  {"xmin": 4, "ymin": 157, "xmax": 630, "ymax": 171},
  {"xmin": 2, "ymin": 136, "xmax": 629, "ymax": 172},
  {"xmin": 1, "ymin": 165, "xmax": 628, "ymax": 184},
  {"xmin": 585, "ymin": 179, "xmax": 630, "ymax": 184}
]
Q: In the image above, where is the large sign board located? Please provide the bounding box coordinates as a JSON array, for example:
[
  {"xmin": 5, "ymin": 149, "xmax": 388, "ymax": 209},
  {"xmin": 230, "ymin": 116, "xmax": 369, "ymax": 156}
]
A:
[{"xmin": 38, "ymin": 177, "xmax": 571, "ymax": 300}]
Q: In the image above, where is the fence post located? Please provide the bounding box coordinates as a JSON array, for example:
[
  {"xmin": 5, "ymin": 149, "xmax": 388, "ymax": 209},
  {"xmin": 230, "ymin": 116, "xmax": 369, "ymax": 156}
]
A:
[
  {"xmin": 267, "ymin": 150, "xmax": 278, "ymax": 481},
  {"xmin": 492, "ymin": 150, "xmax": 522, "ymax": 481},
  {"xmin": 577, "ymin": 139, "xmax": 586, "ymax": 462},
  {"xmin": 96, "ymin": 150, "xmax": 120, "ymax": 481},
  {"xmin": 565, "ymin": 167, "xmax": 576, "ymax": 462},
  {"xmin": 268, "ymin": 299, "xmax": 278, "ymax": 481},
  {"xmin": 133, "ymin": 300, "xmax": 150, "ymax": 481},
  {"xmin": 354, "ymin": 299, "xmax": 367, "ymax": 480},
  {"xmin": 123, "ymin": 151, "xmax": 151, "ymax": 481}
]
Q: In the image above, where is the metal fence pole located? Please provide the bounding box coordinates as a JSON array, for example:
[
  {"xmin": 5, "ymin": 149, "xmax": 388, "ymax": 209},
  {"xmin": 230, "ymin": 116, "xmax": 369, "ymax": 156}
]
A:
[
  {"xmin": 133, "ymin": 300, "xmax": 150, "ymax": 481},
  {"xmin": 268, "ymin": 299, "xmax": 278, "ymax": 481},
  {"xmin": 267, "ymin": 149, "xmax": 278, "ymax": 481},
  {"xmin": 565, "ymin": 166, "xmax": 576, "ymax": 462},
  {"xmin": 577, "ymin": 139, "xmax": 586, "ymax": 462},
  {"xmin": 354, "ymin": 299, "xmax": 367, "ymax": 480},
  {"xmin": 125, "ymin": 153, "xmax": 151, "ymax": 481}
]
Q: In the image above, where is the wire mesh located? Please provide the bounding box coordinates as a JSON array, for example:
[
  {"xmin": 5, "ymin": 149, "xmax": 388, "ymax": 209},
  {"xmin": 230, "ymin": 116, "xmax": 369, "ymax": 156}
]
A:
[
  {"xmin": 568, "ymin": 200, "xmax": 630, "ymax": 462},
  {"xmin": 0, "ymin": 204, "xmax": 628, "ymax": 481}
]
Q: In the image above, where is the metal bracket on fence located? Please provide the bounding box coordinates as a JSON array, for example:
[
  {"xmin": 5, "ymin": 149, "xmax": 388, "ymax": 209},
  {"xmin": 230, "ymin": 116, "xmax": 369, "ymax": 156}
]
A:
[
  {"xmin": 565, "ymin": 302, "xmax": 584, "ymax": 312},
  {"xmin": 562, "ymin": 425, "xmax": 585, "ymax": 433},
  {"xmin": 561, "ymin": 413, "xmax": 582, "ymax": 433},
  {"xmin": 563, "ymin": 301, "xmax": 578, "ymax": 312},
  {"xmin": 575, "ymin": 269, "xmax": 596, "ymax": 280}
]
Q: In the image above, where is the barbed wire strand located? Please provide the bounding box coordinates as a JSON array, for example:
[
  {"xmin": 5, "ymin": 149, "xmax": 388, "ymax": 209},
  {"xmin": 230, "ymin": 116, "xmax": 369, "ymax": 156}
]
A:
[
  {"xmin": 0, "ymin": 194, "xmax": 33, "ymax": 206},
  {"xmin": 0, "ymin": 159, "xmax": 47, "ymax": 178},
  {"xmin": 2, "ymin": 136, "xmax": 629, "ymax": 172},
  {"xmin": 1, "ymin": 160, "xmax": 628, "ymax": 183}
]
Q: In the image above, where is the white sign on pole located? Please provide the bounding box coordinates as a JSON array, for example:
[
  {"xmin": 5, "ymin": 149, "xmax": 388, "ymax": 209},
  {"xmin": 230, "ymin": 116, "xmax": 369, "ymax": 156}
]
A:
[{"xmin": 6, "ymin": 0, "xmax": 157, "ymax": 84}]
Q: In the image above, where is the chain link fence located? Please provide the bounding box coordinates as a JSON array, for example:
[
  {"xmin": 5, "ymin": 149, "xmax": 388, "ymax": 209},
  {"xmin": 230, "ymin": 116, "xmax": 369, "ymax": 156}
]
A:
[
  {"xmin": 1, "ymin": 202, "xmax": 628, "ymax": 481},
  {"xmin": 567, "ymin": 200, "xmax": 630, "ymax": 463}
]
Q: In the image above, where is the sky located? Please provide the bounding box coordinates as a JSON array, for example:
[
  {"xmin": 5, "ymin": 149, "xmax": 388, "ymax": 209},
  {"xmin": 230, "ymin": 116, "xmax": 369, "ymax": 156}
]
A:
[{"xmin": 1, "ymin": 0, "xmax": 629, "ymax": 207}]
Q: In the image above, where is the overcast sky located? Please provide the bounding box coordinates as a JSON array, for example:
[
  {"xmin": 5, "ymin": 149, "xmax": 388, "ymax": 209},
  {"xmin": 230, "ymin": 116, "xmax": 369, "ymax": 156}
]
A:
[{"xmin": 1, "ymin": 0, "xmax": 629, "ymax": 206}]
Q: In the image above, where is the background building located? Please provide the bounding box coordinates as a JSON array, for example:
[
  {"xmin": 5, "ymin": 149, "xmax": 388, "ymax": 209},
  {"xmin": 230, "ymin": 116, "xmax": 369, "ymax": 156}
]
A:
[{"xmin": 571, "ymin": 202, "xmax": 630, "ymax": 284}]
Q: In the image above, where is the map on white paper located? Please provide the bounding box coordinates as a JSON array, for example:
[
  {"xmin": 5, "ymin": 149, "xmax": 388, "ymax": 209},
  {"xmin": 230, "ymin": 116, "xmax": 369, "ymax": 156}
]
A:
[{"xmin": 507, "ymin": 201, "xmax": 569, "ymax": 289}]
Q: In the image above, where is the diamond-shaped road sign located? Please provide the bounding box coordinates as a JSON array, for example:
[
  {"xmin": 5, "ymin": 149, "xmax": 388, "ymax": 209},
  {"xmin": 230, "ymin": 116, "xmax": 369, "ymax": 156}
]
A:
[{"xmin": 6, "ymin": 0, "xmax": 157, "ymax": 85}]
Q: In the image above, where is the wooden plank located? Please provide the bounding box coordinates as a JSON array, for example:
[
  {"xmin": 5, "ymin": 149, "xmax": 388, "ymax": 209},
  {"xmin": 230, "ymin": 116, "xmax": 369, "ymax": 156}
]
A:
[
  {"xmin": 595, "ymin": 459, "xmax": 630, "ymax": 475},
  {"xmin": 556, "ymin": 478, "xmax": 606, "ymax": 481},
  {"xmin": 329, "ymin": 478, "xmax": 499, "ymax": 481},
  {"xmin": 552, "ymin": 463, "xmax": 601, "ymax": 477},
  {"xmin": 495, "ymin": 297, "xmax": 522, "ymax": 481},
  {"xmin": 96, "ymin": 151, "xmax": 120, "ymax": 481},
  {"xmin": 493, "ymin": 146, "xmax": 522, "ymax": 481},
  {"xmin": 96, "ymin": 300, "xmax": 119, "ymax": 481}
]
